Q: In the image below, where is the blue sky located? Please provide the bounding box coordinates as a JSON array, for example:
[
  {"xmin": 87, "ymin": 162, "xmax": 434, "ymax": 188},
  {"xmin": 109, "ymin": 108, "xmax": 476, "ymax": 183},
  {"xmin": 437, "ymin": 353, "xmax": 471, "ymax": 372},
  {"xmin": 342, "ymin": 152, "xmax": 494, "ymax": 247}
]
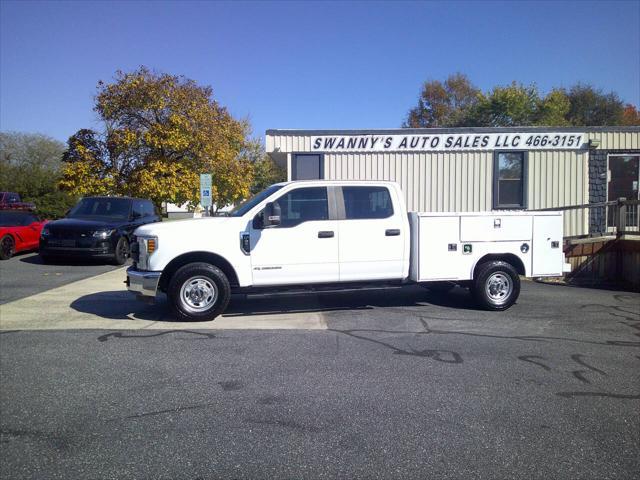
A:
[{"xmin": 1, "ymin": 0, "xmax": 639, "ymax": 143}]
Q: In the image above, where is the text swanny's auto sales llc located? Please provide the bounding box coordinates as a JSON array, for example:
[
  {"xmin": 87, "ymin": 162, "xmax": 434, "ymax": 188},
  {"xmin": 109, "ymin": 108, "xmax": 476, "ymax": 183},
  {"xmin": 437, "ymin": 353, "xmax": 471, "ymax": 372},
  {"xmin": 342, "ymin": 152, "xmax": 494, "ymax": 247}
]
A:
[{"xmin": 311, "ymin": 133, "xmax": 584, "ymax": 152}]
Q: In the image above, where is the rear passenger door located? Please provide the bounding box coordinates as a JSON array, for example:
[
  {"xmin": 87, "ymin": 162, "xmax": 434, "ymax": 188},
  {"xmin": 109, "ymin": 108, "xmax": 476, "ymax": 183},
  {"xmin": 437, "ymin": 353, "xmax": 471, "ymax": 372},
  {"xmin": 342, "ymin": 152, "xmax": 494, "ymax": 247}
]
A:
[{"xmin": 337, "ymin": 186, "xmax": 406, "ymax": 281}]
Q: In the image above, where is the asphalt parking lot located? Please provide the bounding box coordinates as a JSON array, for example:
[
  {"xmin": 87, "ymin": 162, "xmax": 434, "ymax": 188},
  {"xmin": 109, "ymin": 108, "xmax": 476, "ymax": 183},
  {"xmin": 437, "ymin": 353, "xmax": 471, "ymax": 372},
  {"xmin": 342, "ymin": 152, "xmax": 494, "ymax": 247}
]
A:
[
  {"xmin": 1, "ymin": 261, "xmax": 639, "ymax": 479},
  {"xmin": 0, "ymin": 251, "xmax": 122, "ymax": 304}
]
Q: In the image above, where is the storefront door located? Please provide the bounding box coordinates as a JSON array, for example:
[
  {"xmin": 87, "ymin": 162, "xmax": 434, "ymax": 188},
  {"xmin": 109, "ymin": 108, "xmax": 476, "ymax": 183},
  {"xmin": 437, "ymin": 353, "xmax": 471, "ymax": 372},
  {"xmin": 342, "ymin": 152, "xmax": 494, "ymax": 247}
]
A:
[{"xmin": 608, "ymin": 154, "xmax": 639, "ymax": 228}]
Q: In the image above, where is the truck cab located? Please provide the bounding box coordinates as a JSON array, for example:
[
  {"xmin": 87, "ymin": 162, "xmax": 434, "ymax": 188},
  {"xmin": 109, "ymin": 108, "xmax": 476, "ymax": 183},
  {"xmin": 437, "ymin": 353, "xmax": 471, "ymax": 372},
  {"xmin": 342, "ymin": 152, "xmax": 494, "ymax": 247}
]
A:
[{"xmin": 127, "ymin": 180, "xmax": 567, "ymax": 321}]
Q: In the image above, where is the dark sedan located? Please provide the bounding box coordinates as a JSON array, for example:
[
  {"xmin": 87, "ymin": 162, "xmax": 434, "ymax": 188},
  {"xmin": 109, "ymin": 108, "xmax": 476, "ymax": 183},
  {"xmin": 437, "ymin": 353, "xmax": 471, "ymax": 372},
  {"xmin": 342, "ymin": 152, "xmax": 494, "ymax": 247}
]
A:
[{"xmin": 39, "ymin": 196, "xmax": 161, "ymax": 265}]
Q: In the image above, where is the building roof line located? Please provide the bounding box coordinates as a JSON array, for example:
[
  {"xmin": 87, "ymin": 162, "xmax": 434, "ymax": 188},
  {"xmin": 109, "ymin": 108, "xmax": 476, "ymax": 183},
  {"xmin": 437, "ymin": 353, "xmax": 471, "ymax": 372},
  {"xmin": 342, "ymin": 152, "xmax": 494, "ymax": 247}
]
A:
[{"xmin": 266, "ymin": 126, "xmax": 640, "ymax": 136}]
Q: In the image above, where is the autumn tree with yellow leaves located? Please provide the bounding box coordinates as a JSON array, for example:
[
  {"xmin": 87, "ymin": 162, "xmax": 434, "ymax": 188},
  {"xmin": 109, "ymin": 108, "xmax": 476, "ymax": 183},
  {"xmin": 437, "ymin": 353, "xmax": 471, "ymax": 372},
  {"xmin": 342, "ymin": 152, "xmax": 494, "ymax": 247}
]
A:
[{"xmin": 60, "ymin": 67, "xmax": 253, "ymax": 210}]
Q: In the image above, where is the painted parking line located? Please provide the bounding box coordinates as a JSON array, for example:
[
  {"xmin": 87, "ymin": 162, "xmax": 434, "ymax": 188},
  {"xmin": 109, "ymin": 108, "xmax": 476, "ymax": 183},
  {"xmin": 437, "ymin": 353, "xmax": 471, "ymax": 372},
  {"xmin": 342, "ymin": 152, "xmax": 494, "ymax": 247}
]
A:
[{"xmin": 0, "ymin": 268, "xmax": 327, "ymax": 331}]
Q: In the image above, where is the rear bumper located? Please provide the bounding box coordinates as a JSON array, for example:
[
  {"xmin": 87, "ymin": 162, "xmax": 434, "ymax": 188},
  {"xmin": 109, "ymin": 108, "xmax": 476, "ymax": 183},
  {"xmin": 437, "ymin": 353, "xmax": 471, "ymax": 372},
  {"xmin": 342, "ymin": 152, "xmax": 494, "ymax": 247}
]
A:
[{"xmin": 126, "ymin": 267, "xmax": 161, "ymax": 297}]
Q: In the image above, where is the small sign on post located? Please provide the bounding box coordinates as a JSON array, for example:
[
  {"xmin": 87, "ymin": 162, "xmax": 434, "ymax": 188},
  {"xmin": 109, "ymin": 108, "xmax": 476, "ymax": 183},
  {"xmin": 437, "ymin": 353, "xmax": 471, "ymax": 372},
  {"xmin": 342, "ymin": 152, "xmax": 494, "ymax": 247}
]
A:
[{"xmin": 200, "ymin": 174, "xmax": 212, "ymax": 212}]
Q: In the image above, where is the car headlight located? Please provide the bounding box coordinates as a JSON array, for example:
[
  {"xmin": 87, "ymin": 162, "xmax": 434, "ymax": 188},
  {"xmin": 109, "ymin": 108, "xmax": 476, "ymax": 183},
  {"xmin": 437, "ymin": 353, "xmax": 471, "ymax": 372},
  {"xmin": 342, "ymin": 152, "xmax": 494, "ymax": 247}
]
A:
[
  {"xmin": 40, "ymin": 226, "xmax": 50, "ymax": 237},
  {"xmin": 92, "ymin": 229, "xmax": 115, "ymax": 239}
]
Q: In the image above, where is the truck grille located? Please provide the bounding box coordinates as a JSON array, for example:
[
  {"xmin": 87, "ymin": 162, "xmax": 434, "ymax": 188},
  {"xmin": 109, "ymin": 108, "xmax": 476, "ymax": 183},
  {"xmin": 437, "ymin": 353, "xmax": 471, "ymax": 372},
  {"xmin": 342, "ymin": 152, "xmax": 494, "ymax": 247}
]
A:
[{"xmin": 51, "ymin": 229, "xmax": 81, "ymax": 239}]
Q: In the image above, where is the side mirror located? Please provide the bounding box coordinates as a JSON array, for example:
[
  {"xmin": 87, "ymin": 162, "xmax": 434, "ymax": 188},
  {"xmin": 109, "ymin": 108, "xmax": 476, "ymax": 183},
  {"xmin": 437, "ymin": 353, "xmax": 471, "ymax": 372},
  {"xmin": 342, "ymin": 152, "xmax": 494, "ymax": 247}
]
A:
[{"xmin": 263, "ymin": 201, "xmax": 281, "ymax": 228}]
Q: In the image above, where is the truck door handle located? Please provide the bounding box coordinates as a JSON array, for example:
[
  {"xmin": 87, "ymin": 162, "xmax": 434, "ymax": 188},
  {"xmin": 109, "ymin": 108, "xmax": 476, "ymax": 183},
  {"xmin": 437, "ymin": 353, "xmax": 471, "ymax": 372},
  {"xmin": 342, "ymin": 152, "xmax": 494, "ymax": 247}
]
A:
[
  {"xmin": 318, "ymin": 231, "xmax": 334, "ymax": 238},
  {"xmin": 385, "ymin": 229, "xmax": 401, "ymax": 236}
]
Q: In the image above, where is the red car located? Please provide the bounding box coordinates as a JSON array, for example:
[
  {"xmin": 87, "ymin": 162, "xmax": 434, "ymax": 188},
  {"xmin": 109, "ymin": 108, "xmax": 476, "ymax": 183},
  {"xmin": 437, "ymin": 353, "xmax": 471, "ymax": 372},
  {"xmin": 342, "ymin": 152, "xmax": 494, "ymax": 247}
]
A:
[{"xmin": 0, "ymin": 210, "xmax": 48, "ymax": 260}]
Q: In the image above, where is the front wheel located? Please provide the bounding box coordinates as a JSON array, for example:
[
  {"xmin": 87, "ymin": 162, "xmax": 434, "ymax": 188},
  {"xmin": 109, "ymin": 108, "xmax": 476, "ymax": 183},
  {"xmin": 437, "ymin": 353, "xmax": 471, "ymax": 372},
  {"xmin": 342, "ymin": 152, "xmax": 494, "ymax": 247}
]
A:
[
  {"xmin": 473, "ymin": 261, "xmax": 520, "ymax": 311},
  {"xmin": 168, "ymin": 262, "xmax": 231, "ymax": 321},
  {"xmin": 113, "ymin": 237, "xmax": 130, "ymax": 265},
  {"xmin": 0, "ymin": 235, "xmax": 15, "ymax": 260}
]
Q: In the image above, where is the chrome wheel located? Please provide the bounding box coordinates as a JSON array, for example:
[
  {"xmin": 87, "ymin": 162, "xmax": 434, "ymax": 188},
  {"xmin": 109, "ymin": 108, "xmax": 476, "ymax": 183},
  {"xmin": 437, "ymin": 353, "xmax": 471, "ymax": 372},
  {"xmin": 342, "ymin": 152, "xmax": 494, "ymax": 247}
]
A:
[
  {"xmin": 485, "ymin": 272, "xmax": 511, "ymax": 305},
  {"xmin": 179, "ymin": 276, "xmax": 218, "ymax": 313}
]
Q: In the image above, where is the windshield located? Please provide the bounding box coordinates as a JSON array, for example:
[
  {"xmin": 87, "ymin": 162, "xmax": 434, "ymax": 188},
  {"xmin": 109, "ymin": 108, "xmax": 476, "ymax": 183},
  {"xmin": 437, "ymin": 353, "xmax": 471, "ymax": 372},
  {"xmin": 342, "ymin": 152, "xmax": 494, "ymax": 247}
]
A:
[
  {"xmin": 228, "ymin": 184, "xmax": 284, "ymax": 217},
  {"xmin": 68, "ymin": 197, "xmax": 131, "ymax": 220}
]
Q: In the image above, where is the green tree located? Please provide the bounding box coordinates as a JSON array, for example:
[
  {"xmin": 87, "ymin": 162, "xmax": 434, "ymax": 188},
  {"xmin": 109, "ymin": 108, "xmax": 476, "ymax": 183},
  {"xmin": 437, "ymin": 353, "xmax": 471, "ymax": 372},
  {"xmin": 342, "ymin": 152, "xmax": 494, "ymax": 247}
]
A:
[
  {"xmin": 467, "ymin": 82, "xmax": 541, "ymax": 127},
  {"xmin": 239, "ymin": 139, "xmax": 287, "ymax": 194},
  {"xmin": 404, "ymin": 73, "xmax": 481, "ymax": 127},
  {"xmin": 60, "ymin": 67, "xmax": 254, "ymax": 210},
  {"xmin": 536, "ymin": 89, "xmax": 571, "ymax": 126},
  {"xmin": 566, "ymin": 84, "xmax": 624, "ymax": 126},
  {"xmin": 0, "ymin": 132, "xmax": 76, "ymax": 218},
  {"xmin": 404, "ymin": 75, "xmax": 636, "ymax": 127}
]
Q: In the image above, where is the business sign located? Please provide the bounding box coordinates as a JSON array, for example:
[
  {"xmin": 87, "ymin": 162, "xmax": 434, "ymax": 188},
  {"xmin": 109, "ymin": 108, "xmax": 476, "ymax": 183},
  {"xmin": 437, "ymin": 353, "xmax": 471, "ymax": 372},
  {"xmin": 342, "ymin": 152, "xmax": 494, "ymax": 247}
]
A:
[
  {"xmin": 200, "ymin": 173, "xmax": 212, "ymax": 208},
  {"xmin": 311, "ymin": 132, "xmax": 586, "ymax": 153}
]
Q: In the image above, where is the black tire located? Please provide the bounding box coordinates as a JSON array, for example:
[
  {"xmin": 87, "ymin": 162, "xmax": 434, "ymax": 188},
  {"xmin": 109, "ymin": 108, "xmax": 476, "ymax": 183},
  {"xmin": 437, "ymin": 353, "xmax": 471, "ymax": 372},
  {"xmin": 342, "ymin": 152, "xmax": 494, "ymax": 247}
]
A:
[
  {"xmin": 0, "ymin": 234, "xmax": 15, "ymax": 260},
  {"xmin": 113, "ymin": 236, "xmax": 130, "ymax": 265},
  {"xmin": 39, "ymin": 253, "xmax": 53, "ymax": 264},
  {"xmin": 473, "ymin": 260, "xmax": 520, "ymax": 311},
  {"xmin": 424, "ymin": 281, "xmax": 456, "ymax": 294},
  {"xmin": 168, "ymin": 262, "xmax": 231, "ymax": 321}
]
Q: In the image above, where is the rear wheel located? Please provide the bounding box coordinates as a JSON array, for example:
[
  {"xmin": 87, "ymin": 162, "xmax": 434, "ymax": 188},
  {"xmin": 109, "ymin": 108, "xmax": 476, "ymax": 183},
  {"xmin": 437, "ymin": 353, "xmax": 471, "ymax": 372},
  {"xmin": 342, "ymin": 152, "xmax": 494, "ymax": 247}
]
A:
[
  {"xmin": 168, "ymin": 262, "xmax": 231, "ymax": 321},
  {"xmin": 473, "ymin": 260, "xmax": 520, "ymax": 311},
  {"xmin": 0, "ymin": 235, "xmax": 15, "ymax": 260}
]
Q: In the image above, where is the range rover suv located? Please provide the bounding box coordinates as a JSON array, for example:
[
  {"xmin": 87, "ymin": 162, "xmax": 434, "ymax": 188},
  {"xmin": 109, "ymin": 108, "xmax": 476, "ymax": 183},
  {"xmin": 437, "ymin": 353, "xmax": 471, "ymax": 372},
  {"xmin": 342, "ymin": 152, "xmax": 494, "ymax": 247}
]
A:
[{"xmin": 40, "ymin": 196, "xmax": 161, "ymax": 264}]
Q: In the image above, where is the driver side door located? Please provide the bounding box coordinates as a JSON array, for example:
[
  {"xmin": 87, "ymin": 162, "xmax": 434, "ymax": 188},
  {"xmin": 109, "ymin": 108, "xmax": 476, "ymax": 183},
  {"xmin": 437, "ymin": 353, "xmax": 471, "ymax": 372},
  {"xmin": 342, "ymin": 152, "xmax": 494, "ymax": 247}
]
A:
[{"xmin": 249, "ymin": 186, "xmax": 339, "ymax": 286}]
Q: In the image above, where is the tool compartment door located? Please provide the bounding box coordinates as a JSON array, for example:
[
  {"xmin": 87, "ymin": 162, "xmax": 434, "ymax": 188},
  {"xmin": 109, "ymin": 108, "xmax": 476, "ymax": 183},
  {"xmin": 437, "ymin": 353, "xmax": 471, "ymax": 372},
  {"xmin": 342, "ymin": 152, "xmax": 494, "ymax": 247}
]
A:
[
  {"xmin": 532, "ymin": 214, "xmax": 564, "ymax": 276},
  {"xmin": 460, "ymin": 215, "xmax": 532, "ymax": 242},
  {"xmin": 416, "ymin": 216, "xmax": 468, "ymax": 281}
]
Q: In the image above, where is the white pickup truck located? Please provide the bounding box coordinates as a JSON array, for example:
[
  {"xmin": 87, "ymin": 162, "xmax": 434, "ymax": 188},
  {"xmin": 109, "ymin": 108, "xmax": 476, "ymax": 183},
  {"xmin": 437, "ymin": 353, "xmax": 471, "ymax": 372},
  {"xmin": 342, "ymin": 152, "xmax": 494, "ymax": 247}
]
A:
[{"xmin": 127, "ymin": 181, "xmax": 569, "ymax": 321}]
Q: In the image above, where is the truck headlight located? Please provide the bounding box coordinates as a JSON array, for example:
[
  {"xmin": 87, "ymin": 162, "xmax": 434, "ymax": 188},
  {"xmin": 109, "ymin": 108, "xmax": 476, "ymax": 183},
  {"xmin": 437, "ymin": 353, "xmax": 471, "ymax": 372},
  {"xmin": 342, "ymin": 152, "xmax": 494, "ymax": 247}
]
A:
[
  {"xmin": 138, "ymin": 236, "xmax": 158, "ymax": 270},
  {"xmin": 144, "ymin": 236, "xmax": 158, "ymax": 254},
  {"xmin": 40, "ymin": 226, "xmax": 50, "ymax": 237}
]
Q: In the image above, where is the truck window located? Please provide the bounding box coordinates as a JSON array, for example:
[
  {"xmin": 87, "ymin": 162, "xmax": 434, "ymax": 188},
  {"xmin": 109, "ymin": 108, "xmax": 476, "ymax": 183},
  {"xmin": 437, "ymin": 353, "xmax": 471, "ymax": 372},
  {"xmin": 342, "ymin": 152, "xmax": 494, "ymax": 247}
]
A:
[
  {"xmin": 342, "ymin": 186, "xmax": 393, "ymax": 219},
  {"xmin": 274, "ymin": 187, "xmax": 328, "ymax": 227}
]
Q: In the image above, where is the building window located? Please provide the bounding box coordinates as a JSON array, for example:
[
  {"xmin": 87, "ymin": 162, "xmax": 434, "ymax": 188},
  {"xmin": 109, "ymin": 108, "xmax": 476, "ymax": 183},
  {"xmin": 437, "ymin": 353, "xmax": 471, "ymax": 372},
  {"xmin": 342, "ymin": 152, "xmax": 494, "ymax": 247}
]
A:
[
  {"xmin": 293, "ymin": 154, "xmax": 323, "ymax": 180},
  {"xmin": 342, "ymin": 186, "xmax": 394, "ymax": 219},
  {"xmin": 493, "ymin": 152, "xmax": 527, "ymax": 209}
]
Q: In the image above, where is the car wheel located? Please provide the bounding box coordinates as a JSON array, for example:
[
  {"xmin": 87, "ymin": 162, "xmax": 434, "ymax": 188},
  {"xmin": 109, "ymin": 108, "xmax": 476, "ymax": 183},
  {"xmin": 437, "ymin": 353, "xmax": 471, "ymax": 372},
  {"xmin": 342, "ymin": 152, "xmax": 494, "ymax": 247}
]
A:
[
  {"xmin": 473, "ymin": 260, "xmax": 520, "ymax": 311},
  {"xmin": 0, "ymin": 235, "xmax": 15, "ymax": 260},
  {"xmin": 113, "ymin": 237, "xmax": 130, "ymax": 265},
  {"xmin": 168, "ymin": 262, "xmax": 231, "ymax": 321}
]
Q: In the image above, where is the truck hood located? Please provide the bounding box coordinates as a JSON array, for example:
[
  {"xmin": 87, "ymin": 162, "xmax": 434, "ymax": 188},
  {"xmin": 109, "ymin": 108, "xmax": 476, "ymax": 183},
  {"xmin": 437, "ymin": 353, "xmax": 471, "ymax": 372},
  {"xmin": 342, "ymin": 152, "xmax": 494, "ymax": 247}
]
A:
[{"xmin": 134, "ymin": 216, "xmax": 246, "ymax": 237}]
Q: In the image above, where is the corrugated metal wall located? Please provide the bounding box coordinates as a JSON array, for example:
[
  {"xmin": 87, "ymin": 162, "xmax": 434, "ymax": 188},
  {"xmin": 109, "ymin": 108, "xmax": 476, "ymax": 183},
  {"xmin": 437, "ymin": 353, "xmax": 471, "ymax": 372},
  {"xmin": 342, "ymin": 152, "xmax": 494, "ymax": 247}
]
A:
[
  {"xmin": 266, "ymin": 129, "xmax": 639, "ymax": 237},
  {"xmin": 586, "ymin": 131, "xmax": 639, "ymax": 150},
  {"xmin": 527, "ymin": 151, "xmax": 589, "ymax": 236},
  {"xmin": 324, "ymin": 151, "xmax": 492, "ymax": 212}
]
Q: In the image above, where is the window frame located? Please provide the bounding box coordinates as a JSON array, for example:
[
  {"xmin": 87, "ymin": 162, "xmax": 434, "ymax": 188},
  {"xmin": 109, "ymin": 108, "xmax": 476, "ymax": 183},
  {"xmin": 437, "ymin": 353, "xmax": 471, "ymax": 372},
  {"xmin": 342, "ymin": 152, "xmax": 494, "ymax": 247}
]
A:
[
  {"xmin": 493, "ymin": 151, "xmax": 528, "ymax": 210},
  {"xmin": 257, "ymin": 186, "xmax": 335, "ymax": 229},
  {"xmin": 292, "ymin": 153, "xmax": 324, "ymax": 180},
  {"xmin": 337, "ymin": 185, "xmax": 395, "ymax": 220}
]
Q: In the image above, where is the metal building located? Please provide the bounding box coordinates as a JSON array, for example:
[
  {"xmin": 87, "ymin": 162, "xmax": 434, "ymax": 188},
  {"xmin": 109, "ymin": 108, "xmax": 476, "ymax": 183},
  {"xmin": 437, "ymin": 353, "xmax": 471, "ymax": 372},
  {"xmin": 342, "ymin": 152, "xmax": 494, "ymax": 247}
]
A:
[{"xmin": 266, "ymin": 126, "xmax": 640, "ymax": 238}]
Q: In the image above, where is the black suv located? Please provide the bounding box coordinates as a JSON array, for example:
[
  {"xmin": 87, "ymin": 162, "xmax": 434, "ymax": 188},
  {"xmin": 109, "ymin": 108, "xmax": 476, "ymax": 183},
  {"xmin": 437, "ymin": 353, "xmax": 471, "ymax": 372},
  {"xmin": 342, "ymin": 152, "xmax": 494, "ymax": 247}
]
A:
[{"xmin": 39, "ymin": 196, "xmax": 161, "ymax": 264}]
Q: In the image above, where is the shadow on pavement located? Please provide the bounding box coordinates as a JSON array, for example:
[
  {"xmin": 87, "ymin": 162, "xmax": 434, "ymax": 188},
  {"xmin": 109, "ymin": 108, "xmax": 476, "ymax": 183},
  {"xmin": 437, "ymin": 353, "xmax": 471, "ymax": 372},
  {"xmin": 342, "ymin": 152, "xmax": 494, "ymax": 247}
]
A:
[
  {"xmin": 19, "ymin": 254, "xmax": 128, "ymax": 267},
  {"xmin": 69, "ymin": 285, "xmax": 480, "ymax": 322}
]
